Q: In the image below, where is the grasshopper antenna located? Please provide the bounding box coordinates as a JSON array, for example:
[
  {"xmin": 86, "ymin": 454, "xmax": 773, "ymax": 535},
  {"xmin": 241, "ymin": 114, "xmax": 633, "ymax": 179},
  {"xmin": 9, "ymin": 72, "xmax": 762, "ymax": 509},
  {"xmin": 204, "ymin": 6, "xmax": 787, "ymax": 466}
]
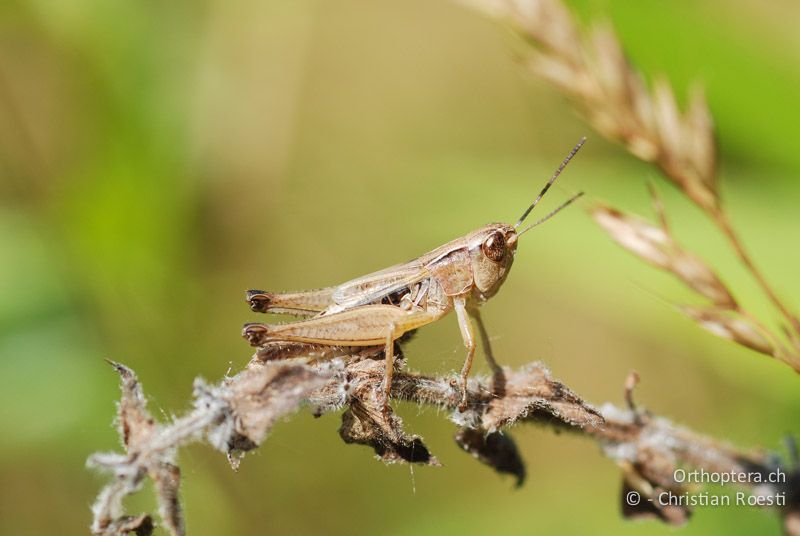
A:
[
  {"xmin": 517, "ymin": 191, "xmax": 584, "ymax": 236},
  {"xmin": 514, "ymin": 136, "xmax": 586, "ymax": 229}
]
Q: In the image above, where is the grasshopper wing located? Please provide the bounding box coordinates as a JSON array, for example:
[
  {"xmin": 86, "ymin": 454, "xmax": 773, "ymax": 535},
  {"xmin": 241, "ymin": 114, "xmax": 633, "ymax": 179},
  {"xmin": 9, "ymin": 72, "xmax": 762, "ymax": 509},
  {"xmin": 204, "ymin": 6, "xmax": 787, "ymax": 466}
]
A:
[{"xmin": 331, "ymin": 261, "xmax": 431, "ymax": 310}]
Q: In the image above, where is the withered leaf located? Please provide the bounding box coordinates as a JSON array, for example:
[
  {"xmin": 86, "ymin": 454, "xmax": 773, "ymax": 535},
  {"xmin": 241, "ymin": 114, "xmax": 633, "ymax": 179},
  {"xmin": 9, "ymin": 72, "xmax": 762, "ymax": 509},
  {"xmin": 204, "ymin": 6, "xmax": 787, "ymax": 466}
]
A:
[
  {"xmin": 108, "ymin": 360, "xmax": 156, "ymax": 450},
  {"xmin": 620, "ymin": 479, "xmax": 691, "ymax": 526},
  {"xmin": 455, "ymin": 428, "xmax": 526, "ymax": 487},
  {"xmin": 339, "ymin": 399, "xmax": 439, "ymax": 466},
  {"xmin": 225, "ymin": 361, "xmax": 334, "ymax": 450},
  {"xmin": 481, "ymin": 364, "xmax": 603, "ymax": 432},
  {"xmin": 97, "ymin": 514, "xmax": 154, "ymax": 536}
]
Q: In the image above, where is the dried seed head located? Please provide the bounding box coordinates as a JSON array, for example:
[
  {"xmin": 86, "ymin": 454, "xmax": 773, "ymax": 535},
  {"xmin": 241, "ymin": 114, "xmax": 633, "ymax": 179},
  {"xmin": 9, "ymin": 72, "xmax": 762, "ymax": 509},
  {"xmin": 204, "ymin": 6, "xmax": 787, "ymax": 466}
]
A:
[
  {"xmin": 592, "ymin": 206, "xmax": 671, "ymax": 268},
  {"xmin": 679, "ymin": 306, "xmax": 775, "ymax": 356},
  {"xmin": 592, "ymin": 205, "xmax": 736, "ymax": 308},
  {"xmin": 671, "ymin": 250, "xmax": 737, "ymax": 309},
  {"xmin": 686, "ymin": 86, "xmax": 717, "ymax": 190}
]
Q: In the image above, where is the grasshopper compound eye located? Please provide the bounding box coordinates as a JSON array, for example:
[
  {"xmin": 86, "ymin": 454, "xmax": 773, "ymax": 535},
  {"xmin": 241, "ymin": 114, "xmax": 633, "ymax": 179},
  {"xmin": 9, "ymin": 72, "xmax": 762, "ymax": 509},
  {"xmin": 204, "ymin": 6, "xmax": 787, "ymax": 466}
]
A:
[{"xmin": 482, "ymin": 232, "xmax": 506, "ymax": 263}]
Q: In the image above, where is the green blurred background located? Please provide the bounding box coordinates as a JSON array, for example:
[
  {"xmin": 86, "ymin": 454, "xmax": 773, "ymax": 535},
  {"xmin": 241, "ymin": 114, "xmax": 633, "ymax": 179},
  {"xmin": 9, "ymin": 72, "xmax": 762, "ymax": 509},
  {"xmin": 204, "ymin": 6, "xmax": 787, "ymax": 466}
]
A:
[{"xmin": 1, "ymin": 0, "xmax": 798, "ymax": 534}]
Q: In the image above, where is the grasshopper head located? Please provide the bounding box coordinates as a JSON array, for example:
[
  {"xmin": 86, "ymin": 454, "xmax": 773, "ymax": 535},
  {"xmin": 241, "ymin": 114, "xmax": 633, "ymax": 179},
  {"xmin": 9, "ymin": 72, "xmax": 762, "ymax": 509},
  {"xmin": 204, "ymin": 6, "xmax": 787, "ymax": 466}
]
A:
[
  {"xmin": 469, "ymin": 223, "xmax": 518, "ymax": 299},
  {"xmin": 472, "ymin": 138, "xmax": 586, "ymax": 300}
]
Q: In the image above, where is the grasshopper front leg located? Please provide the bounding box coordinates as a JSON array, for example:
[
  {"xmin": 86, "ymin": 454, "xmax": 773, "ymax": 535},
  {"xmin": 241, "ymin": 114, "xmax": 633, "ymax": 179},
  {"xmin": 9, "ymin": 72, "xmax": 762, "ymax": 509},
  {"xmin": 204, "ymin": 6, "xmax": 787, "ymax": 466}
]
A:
[
  {"xmin": 453, "ymin": 296, "xmax": 477, "ymax": 411},
  {"xmin": 243, "ymin": 304, "xmax": 444, "ymax": 409}
]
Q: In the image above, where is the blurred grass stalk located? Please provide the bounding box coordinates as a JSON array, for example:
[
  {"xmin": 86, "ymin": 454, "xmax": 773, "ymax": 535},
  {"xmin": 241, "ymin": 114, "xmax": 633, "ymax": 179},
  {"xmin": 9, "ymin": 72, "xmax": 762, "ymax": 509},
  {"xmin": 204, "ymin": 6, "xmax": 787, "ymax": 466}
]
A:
[{"xmin": 457, "ymin": 0, "xmax": 800, "ymax": 372}]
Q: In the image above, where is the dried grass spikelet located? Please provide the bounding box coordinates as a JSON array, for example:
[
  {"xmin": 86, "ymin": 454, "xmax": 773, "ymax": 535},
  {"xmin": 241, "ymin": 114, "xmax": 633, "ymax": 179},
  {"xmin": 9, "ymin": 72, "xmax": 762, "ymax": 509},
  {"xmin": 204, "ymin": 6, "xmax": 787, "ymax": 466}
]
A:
[
  {"xmin": 591, "ymin": 204, "xmax": 784, "ymax": 359},
  {"xmin": 679, "ymin": 306, "xmax": 774, "ymax": 356},
  {"xmin": 592, "ymin": 205, "xmax": 735, "ymax": 309},
  {"xmin": 784, "ymin": 327, "xmax": 800, "ymax": 362}
]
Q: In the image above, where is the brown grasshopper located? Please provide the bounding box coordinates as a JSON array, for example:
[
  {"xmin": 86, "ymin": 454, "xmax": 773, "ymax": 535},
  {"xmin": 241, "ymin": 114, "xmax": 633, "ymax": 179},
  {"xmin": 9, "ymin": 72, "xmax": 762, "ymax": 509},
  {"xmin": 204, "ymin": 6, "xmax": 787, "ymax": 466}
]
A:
[{"xmin": 243, "ymin": 138, "xmax": 586, "ymax": 411}]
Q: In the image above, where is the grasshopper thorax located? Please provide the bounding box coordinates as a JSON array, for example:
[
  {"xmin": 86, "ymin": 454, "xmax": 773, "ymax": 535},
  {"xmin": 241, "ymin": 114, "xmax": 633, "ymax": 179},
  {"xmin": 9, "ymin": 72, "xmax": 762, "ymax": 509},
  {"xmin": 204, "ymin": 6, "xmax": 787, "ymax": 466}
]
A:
[{"xmin": 467, "ymin": 223, "xmax": 518, "ymax": 300}]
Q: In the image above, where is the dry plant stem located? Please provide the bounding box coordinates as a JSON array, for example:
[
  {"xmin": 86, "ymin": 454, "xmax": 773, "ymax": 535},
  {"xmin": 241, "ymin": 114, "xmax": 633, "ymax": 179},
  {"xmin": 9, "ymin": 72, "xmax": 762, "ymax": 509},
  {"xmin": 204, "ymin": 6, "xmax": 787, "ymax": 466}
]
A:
[
  {"xmin": 88, "ymin": 357, "xmax": 799, "ymax": 536},
  {"xmin": 712, "ymin": 208, "xmax": 800, "ymax": 335},
  {"xmin": 736, "ymin": 306, "xmax": 798, "ymax": 371}
]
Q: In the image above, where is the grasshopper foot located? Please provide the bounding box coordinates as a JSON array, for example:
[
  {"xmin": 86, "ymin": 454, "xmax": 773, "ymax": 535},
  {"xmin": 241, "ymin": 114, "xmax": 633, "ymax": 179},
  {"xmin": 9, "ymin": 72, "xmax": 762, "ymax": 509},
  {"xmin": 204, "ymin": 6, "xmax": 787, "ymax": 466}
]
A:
[
  {"xmin": 242, "ymin": 323, "xmax": 270, "ymax": 346},
  {"xmin": 246, "ymin": 290, "xmax": 272, "ymax": 313},
  {"xmin": 378, "ymin": 384, "xmax": 393, "ymax": 416},
  {"xmin": 457, "ymin": 383, "xmax": 469, "ymax": 412},
  {"xmin": 380, "ymin": 398, "xmax": 392, "ymax": 417}
]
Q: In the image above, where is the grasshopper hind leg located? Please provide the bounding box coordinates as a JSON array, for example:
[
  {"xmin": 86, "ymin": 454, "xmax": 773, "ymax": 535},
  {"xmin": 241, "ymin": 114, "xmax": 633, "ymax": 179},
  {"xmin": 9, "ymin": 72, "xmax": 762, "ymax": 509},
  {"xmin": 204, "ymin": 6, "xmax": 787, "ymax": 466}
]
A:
[
  {"xmin": 243, "ymin": 305, "xmax": 442, "ymax": 412},
  {"xmin": 377, "ymin": 319, "xmax": 431, "ymax": 412},
  {"xmin": 381, "ymin": 323, "xmax": 399, "ymax": 413},
  {"xmin": 245, "ymin": 287, "xmax": 335, "ymax": 316}
]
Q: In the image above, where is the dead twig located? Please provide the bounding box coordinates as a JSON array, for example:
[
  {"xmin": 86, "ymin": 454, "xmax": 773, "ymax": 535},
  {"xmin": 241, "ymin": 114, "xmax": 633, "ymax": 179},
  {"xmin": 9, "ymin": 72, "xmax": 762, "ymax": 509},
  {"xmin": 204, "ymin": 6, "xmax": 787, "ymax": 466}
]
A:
[{"xmin": 88, "ymin": 356, "xmax": 799, "ymax": 535}]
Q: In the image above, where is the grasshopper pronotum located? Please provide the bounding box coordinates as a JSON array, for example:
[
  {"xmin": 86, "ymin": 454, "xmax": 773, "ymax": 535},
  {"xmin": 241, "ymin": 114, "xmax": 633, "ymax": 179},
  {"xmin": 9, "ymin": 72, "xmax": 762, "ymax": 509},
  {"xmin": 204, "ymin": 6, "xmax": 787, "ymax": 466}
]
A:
[{"xmin": 243, "ymin": 139, "xmax": 585, "ymax": 411}]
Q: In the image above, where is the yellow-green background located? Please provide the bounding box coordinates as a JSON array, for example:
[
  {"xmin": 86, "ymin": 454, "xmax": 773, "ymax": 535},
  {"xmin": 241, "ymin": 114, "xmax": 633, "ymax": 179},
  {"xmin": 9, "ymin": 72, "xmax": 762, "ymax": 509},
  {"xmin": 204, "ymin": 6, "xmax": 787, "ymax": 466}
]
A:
[{"xmin": 1, "ymin": 0, "xmax": 798, "ymax": 534}]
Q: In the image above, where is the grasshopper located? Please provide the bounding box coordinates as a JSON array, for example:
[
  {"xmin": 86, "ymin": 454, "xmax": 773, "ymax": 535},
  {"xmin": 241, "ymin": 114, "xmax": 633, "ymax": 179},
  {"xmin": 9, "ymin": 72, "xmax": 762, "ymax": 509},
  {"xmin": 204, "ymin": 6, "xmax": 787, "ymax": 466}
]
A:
[{"xmin": 243, "ymin": 138, "xmax": 586, "ymax": 411}]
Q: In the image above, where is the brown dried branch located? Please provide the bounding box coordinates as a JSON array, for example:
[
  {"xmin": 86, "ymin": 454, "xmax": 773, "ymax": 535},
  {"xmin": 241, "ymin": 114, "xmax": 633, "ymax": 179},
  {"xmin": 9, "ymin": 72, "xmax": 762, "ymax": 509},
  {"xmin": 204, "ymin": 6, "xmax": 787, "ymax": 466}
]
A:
[
  {"xmin": 456, "ymin": 0, "xmax": 800, "ymax": 357},
  {"xmin": 88, "ymin": 356, "xmax": 799, "ymax": 535}
]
